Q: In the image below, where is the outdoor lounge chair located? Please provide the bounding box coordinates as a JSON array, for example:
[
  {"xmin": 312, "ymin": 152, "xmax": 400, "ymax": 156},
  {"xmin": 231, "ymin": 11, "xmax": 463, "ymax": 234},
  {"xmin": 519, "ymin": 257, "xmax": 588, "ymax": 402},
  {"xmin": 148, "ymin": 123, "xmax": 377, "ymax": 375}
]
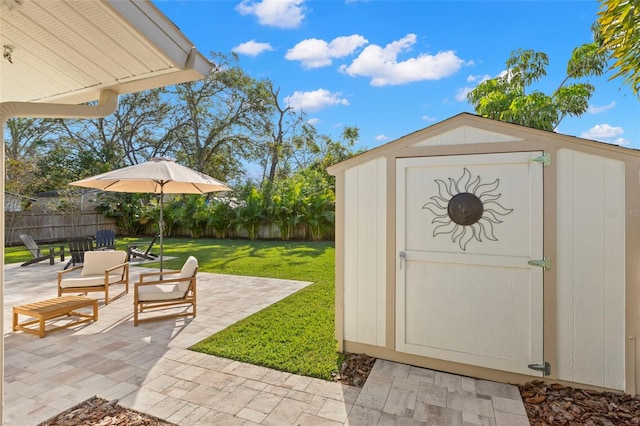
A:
[
  {"xmin": 134, "ymin": 256, "xmax": 197, "ymax": 325},
  {"xmin": 19, "ymin": 234, "xmax": 65, "ymax": 267},
  {"xmin": 127, "ymin": 233, "xmax": 160, "ymax": 261},
  {"xmin": 64, "ymin": 237, "xmax": 94, "ymax": 270},
  {"xmin": 58, "ymin": 250, "xmax": 129, "ymax": 305},
  {"xmin": 95, "ymin": 229, "xmax": 116, "ymax": 250}
]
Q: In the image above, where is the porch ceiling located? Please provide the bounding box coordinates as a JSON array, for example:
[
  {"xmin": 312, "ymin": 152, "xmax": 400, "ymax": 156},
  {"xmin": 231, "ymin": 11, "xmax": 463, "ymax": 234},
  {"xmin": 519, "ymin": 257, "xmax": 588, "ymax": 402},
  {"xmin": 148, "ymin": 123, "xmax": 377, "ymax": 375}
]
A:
[{"xmin": 0, "ymin": 0, "xmax": 213, "ymax": 105}]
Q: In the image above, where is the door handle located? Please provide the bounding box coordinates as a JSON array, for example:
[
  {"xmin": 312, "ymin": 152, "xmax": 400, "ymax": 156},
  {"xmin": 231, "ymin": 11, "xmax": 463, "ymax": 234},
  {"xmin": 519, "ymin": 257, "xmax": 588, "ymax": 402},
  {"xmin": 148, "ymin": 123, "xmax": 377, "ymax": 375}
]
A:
[{"xmin": 399, "ymin": 251, "xmax": 406, "ymax": 269}]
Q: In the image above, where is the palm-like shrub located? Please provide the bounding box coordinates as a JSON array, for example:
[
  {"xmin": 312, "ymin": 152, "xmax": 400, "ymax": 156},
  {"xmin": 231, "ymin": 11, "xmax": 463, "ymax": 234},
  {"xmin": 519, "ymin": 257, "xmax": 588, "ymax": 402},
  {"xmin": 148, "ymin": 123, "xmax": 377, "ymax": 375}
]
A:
[{"xmin": 235, "ymin": 185, "xmax": 265, "ymax": 240}]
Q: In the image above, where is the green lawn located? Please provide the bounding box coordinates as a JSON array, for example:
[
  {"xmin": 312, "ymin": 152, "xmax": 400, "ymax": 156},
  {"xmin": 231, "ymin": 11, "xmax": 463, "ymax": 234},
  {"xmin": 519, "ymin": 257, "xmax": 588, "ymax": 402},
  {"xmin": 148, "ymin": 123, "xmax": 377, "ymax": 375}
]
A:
[{"xmin": 5, "ymin": 238, "xmax": 342, "ymax": 381}]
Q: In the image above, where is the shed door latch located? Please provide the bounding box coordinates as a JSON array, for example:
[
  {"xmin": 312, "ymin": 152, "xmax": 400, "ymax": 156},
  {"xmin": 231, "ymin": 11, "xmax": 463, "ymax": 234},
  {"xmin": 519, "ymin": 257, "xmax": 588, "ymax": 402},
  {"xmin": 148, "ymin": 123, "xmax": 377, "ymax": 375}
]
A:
[
  {"xmin": 528, "ymin": 257, "xmax": 550, "ymax": 271},
  {"xmin": 531, "ymin": 152, "xmax": 551, "ymax": 166},
  {"xmin": 528, "ymin": 362, "xmax": 551, "ymax": 376}
]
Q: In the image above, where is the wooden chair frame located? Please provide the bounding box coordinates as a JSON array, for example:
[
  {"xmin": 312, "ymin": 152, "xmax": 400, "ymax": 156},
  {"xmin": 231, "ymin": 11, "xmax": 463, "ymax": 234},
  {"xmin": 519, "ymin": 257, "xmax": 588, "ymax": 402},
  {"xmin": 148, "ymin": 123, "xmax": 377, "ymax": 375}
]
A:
[
  {"xmin": 19, "ymin": 234, "xmax": 65, "ymax": 267},
  {"xmin": 58, "ymin": 252, "xmax": 129, "ymax": 305},
  {"xmin": 127, "ymin": 233, "xmax": 160, "ymax": 261},
  {"xmin": 64, "ymin": 237, "xmax": 94, "ymax": 270},
  {"xmin": 95, "ymin": 229, "xmax": 116, "ymax": 251},
  {"xmin": 134, "ymin": 267, "xmax": 197, "ymax": 326}
]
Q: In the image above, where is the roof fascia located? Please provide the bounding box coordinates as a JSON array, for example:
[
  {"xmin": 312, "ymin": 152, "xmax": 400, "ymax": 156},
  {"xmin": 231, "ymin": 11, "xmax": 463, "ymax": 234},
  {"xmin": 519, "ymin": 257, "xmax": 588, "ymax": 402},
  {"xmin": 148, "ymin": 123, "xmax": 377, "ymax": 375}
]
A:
[{"xmin": 327, "ymin": 113, "xmax": 640, "ymax": 175}]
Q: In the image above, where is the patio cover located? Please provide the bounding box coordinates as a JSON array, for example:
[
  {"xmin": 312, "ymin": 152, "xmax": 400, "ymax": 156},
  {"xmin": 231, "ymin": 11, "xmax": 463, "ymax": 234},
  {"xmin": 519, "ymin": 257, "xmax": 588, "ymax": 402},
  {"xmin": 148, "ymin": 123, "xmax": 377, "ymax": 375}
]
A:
[{"xmin": 0, "ymin": 0, "xmax": 215, "ymax": 417}]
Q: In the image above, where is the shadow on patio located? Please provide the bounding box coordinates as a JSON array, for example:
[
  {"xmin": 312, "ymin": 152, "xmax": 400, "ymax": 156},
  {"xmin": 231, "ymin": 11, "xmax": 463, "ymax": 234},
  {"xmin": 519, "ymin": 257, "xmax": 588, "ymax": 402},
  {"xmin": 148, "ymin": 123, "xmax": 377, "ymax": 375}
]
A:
[{"xmin": 3, "ymin": 260, "xmax": 365, "ymax": 425}]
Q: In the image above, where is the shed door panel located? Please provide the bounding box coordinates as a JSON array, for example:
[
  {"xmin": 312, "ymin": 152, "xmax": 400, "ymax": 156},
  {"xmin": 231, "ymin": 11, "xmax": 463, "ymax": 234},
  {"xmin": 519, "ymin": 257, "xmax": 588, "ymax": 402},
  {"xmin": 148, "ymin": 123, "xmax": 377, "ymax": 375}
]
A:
[{"xmin": 396, "ymin": 152, "xmax": 544, "ymax": 376}]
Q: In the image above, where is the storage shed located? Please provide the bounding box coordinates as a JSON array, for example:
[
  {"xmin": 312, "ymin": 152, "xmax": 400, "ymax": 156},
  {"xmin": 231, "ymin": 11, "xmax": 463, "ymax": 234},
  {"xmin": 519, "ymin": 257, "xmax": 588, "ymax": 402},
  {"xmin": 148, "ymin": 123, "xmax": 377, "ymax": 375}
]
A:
[{"xmin": 327, "ymin": 113, "xmax": 640, "ymax": 394}]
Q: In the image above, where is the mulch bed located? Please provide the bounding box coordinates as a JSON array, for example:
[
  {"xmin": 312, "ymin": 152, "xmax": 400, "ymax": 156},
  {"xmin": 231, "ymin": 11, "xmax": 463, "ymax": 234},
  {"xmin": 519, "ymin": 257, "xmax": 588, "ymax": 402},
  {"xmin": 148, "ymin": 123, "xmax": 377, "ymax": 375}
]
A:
[
  {"xmin": 37, "ymin": 396, "xmax": 176, "ymax": 426},
  {"xmin": 333, "ymin": 352, "xmax": 376, "ymax": 387},
  {"xmin": 519, "ymin": 380, "xmax": 640, "ymax": 425}
]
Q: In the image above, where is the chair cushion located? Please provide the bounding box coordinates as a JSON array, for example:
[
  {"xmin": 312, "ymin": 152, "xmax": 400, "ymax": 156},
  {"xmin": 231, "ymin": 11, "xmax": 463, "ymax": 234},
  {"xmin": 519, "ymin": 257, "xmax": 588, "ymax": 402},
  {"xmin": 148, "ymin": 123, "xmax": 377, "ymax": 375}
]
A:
[
  {"xmin": 82, "ymin": 251, "xmax": 127, "ymax": 276},
  {"xmin": 60, "ymin": 273, "xmax": 123, "ymax": 288},
  {"xmin": 177, "ymin": 256, "xmax": 198, "ymax": 293},
  {"xmin": 137, "ymin": 284, "xmax": 185, "ymax": 302}
]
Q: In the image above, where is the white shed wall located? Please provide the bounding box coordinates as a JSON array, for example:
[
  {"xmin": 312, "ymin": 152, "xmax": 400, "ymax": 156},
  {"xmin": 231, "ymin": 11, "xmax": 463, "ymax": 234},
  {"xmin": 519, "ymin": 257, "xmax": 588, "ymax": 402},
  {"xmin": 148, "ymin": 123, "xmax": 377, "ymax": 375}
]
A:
[
  {"xmin": 343, "ymin": 158, "xmax": 387, "ymax": 346},
  {"xmin": 556, "ymin": 148, "xmax": 626, "ymax": 390}
]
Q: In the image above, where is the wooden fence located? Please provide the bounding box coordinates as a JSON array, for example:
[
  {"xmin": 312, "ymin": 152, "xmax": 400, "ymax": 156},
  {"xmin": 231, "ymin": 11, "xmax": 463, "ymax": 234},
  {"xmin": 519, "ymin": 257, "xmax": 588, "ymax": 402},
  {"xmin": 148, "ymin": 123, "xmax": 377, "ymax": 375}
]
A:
[
  {"xmin": 6, "ymin": 211, "xmax": 333, "ymax": 246},
  {"xmin": 6, "ymin": 211, "xmax": 116, "ymax": 245}
]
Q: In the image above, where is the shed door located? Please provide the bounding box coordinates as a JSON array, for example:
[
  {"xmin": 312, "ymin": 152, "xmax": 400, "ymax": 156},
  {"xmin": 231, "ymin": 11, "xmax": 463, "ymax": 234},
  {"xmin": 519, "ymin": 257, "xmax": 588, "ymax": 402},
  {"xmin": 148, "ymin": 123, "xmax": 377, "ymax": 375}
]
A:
[{"xmin": 396, "ymin": 152, "xmax": 544, "ymax": 376}]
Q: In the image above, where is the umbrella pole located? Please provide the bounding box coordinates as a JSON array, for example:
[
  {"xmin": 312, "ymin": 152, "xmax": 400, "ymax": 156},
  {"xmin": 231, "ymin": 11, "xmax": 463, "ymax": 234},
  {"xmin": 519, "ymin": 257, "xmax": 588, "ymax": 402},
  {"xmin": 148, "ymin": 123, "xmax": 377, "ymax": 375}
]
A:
[{"xmin": 159, "ymin": 185, "xmax": 164, "ymax": 273}]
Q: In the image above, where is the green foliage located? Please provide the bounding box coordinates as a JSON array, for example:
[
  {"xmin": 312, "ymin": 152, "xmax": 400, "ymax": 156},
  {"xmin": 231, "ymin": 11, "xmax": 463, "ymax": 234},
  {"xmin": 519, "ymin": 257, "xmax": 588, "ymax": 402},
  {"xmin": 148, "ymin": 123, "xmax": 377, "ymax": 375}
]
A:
[
  {"xmin": 269, "ymin": 179, "xmax": 304, "ymax": 240},
  {"xmin": 169, "ymin": 194, "xmax": 209, "ymax": 238},
  {"xmin": 94, "ymin": 192, "xmax": 154, "ymax": 236},
  {"xmin": 598, "ymin": 0, "xmax": 640, "ymax": 95},
  {"xmin": 234, "ymin": 183, "xmax": 266, "ymax": 240},
  {"xmin": 207, "ymin": 197, "xmax": 238, "ymax": 238},
  {"xmin": 468, "ymin": 45, "xmax": 606, "ymax": 131}
]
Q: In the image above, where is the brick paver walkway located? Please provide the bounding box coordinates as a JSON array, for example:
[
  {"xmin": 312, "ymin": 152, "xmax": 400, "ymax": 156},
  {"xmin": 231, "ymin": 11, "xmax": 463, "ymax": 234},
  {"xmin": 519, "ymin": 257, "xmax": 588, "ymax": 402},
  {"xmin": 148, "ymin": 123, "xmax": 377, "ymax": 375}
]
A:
[{"xmin": 3, "ymin": 260, "xmax": 529, "ymax": 425}]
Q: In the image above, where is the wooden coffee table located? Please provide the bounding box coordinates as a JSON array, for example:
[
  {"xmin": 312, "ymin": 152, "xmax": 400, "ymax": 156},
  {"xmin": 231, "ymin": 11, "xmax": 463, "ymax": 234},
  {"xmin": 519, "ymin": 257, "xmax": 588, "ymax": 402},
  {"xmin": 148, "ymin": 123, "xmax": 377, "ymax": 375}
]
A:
[{"xmin": 13, "ymin": 296, "xmax": 98, "ymax": 338}]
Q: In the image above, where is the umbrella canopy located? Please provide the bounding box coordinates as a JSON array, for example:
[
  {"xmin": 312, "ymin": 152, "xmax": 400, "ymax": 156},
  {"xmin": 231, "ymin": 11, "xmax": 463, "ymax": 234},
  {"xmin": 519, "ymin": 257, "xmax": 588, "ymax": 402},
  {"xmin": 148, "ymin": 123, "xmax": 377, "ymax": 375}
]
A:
[
  {"xmin": 71, "ymin": 157, "xmax": 230, "ymax": 270},
  {"xmin": 71, "ymin": 157, "xmax": 229, "ymax": 194}
]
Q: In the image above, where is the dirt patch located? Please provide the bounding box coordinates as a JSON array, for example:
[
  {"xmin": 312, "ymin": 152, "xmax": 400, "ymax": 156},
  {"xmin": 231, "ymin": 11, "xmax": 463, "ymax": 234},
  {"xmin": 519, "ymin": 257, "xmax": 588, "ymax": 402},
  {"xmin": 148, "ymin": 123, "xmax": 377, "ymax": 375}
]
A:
[
  {"xmin": 519, "ymin": 380, "xmax": 640, "ymax": 425},
  {"xmin": 37, "ymin": 396, "xmax": 176, "ymax": 426}
]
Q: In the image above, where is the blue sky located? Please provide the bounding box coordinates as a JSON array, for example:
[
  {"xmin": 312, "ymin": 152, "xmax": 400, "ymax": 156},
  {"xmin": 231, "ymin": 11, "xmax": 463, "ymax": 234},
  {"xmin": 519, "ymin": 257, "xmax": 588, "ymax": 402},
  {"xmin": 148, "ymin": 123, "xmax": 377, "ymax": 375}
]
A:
[{"xmin": 155, "ymin": 0, "xmax": 639, "ymax": 152}]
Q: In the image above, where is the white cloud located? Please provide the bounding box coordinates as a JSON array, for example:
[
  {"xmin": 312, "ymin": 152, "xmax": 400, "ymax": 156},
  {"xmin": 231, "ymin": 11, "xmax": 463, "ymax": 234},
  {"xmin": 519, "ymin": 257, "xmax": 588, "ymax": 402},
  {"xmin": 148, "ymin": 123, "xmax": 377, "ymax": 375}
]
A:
[
  {"xmin": 236, "ymin": 0, "xmax": 305, "ymax": 29},
  {"xmin": 581, "ymin": 124, "xmax": 624, "ymax": 142},
  {"xmin": 285, "ymin": 35, "xmax": 368, "ymax": 69},
  {"xmin": 466, "ymin": 74, "xmax": 491, "ymax": 83},
  {"xmin": 422, "ymin": 115, "xmax": 436, "ymax": 122},
  {"xmin": 306, "ymin": 118, "xmax": 320, "ymax": 125},
  {"xmin": 339, "ymin": 34, "xmax": 464, "ymax": 86},
  {"xmin": 375, "ymin": 134, "xmax": 389, "ymax": 141},
  {"xmin": 454, "ymin": 87, "xmax": 473, "ymax": 102},
  {"xmin": 613, "ymin": 137, "xmax": 630, "ymax": 145},
  {"xmin": 587, "ymin": 101, "xmax": 616, "ymax": 114},
  {"xmin": 285, "ymin": 89, "xmax": 349, "ymax": 112},
  {"xmin": 232, "ymin": 40, "xmax": 274, "ymax": 56}
]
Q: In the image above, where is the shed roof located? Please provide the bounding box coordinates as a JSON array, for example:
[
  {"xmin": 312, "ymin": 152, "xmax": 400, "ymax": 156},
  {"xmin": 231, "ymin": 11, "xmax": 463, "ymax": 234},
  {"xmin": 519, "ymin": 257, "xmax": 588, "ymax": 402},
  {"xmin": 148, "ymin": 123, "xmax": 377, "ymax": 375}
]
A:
[{"xmin": 327, "ymin": 113, "xmax": 640, "ymax": 175}]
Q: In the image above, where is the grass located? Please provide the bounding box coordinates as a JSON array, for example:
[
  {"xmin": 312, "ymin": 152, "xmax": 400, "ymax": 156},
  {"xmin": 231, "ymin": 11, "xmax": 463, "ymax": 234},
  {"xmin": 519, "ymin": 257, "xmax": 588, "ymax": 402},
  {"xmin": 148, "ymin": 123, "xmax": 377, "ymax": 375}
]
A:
[{"xmin": 5, "ymin": 237, "xmax": 343, "ymax": 381}]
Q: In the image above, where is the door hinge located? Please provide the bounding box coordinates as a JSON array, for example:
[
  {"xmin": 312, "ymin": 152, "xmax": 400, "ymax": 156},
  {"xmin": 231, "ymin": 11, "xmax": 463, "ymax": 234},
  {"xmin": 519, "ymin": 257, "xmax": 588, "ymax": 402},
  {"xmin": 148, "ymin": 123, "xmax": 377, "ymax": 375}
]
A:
[
  {"xmin": 528, "ymin": 257, "xmax": 551, "ymax": 271},
  {"xmin": 531, "ymin": 152, "xmax": 550, "ymax": 166},
  {"xmin": 528, "ymin": 362, "xmax": 551, "ymax": 376},
  {"xmin": 399, "ymin": 251, "xmax": 406, "ymax": 269}
]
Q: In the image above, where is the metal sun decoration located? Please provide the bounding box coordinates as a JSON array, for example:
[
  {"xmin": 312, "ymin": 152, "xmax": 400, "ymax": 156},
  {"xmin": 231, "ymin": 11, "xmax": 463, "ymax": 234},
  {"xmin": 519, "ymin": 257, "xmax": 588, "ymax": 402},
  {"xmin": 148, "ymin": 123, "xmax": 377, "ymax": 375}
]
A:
[{"xmin": 422, "ymin": 167, "xmax": 513, "ymax": 251}]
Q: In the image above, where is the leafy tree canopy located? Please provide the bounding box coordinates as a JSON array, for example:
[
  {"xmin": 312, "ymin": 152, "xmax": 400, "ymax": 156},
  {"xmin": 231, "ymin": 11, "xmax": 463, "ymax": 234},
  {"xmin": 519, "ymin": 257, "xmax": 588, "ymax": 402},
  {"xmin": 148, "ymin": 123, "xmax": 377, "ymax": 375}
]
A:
[
  {"xmin": 467, "ymin": 44, "xmax": 608, "ymax": 131},
  {"xmin": 597, "ymin": 0, "xmax": 640, "ymax": 96}
]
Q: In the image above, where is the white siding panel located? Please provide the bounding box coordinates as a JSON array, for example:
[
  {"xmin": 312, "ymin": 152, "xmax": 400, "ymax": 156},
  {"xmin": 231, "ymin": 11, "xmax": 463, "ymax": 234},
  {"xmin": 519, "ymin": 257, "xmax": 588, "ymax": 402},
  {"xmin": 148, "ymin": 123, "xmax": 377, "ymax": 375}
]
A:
[
  {"xmin": 343, "ymin": 159, "xmax": 387, "ymax": 346},
  {"xmin": 343, "ymin": 168, "xmax": 359, "ymax": 342},
  {"xmin": 556, "ymin": 149, "xmax": 625, "ymax": 390},
  {"xmin": 604, "ymin": 159, "xmax": 626, "ymax": 390},
  {"xmin": 412, "ymin": 126, "xmax": 523, "ymax": 147}
]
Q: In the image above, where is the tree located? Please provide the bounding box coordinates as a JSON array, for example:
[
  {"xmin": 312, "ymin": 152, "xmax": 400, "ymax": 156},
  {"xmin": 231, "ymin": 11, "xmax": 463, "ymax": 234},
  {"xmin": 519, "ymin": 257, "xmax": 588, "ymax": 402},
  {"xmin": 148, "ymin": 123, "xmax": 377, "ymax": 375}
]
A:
[
  {"xmin": 4, "ymin": 117, "xmax": 59, "ymax": 195},
  {"xmin": 597, "ymin": 0, "xmax": 640, "ymax": 95},
  {"xmin": 253, "ymin": 81, "xmax": 318, "ymax": 183},
  {"xmin": 4, "ymin": 118, "xmax": 57, "ymax": 161},
  {"xmin": 467, "ymin": 45, "xmax": 608, "ymax": 131},
  {"xmin": 173, "ymin": 52, "xmax": 267, "ymax": 182},
  {"xmin": 58, "ymin": 88, "xmax": 179, "ymax": 171}
]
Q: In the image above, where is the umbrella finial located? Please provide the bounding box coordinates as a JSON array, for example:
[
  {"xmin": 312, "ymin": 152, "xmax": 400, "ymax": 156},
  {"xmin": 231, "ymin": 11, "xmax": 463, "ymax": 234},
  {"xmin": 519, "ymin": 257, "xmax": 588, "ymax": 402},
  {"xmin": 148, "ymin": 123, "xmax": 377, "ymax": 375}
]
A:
[{"xmin": 150, "ymin": 157, "xmax": 175, "ymax": 163}]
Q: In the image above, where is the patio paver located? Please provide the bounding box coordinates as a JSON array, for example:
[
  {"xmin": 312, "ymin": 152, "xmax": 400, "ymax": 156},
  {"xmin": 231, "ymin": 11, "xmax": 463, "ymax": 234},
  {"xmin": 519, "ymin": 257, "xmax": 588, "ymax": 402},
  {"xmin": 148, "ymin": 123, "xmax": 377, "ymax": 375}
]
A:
[{"xmin": 3, "ymin": 260, "xmax": 528, "ymax": 425}]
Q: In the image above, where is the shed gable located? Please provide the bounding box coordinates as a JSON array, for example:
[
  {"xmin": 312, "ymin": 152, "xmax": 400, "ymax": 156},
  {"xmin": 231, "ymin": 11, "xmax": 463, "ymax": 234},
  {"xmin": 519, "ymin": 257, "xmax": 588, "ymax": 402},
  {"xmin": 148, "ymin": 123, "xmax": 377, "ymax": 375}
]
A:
[{"xmin": 412, "ymin": 125, "xmax": 524, "ymax": 147}]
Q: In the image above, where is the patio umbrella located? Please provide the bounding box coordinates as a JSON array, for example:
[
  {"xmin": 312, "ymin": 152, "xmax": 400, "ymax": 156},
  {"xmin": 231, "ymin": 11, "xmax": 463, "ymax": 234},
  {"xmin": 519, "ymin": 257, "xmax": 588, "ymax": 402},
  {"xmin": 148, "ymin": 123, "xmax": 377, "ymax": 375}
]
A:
[{"xmin": 70, "ymin": 157, "xmax": 230, "ymax": 270}]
